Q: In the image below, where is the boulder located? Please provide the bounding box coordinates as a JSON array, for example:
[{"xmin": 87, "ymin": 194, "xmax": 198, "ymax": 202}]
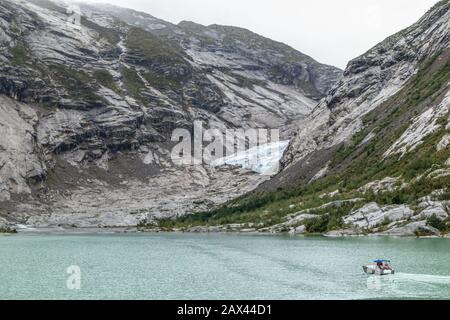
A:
[
  {"xmin": 427, "ymin": 168, "xmax": 450, "ymax": 179},
  {"xmin": 381, "ymin": 221, "xmax": 441, "ymax": 236},
  {"xmin": 289, "ymin": 225, "xmax": 306, "ymax": 235},
  {"xmin": 437, "ymin": 134, "xmax": 450, "ymax": 151},
  {"xmin": 343, "ymin": 202, "xmax": 414, "ymax": 229},
  {"xmin": 358, "ymin": 177, "xmax": 399, "ymax": 194},
  {"xmin": 324, "ymin": 229, "xmax": 360, "ymax": 237},
  {"xmin": 412, "ymin": 201, "xmax": 448, "ymax": 221},
  {"xmin": 284, "ymin": 214, "xmax": 320, "ymax": 226}
]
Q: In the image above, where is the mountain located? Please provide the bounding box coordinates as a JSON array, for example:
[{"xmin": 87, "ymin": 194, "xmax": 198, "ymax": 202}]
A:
[
  {"xmin": 270, "ymin": 0, "xmax": 450, "ymax": 186},
  {"xmin": 164, "ymin": 0, "xmax": 450, "ymax": 236},
  {"xmin": 0, "ymin": 0, "xmax": 342, "ymax": 229}
]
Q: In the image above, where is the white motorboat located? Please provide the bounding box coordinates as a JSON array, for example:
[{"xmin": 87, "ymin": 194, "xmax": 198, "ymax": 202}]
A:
[{"xmin": 363, "ymin": 260, "xmax": 395, "ymax": 275}]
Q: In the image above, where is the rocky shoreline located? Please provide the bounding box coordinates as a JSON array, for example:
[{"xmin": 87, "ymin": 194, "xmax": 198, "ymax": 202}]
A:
[
  {"xmin": 2, "ymin": 196, "xmax": 448, "ymax": 238},
  {"xmin": 3, "ymin": 224, "xmax": 448, "ymax": 239}
]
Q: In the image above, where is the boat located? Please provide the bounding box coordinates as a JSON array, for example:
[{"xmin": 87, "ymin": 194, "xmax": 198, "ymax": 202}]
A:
[{"xmin": 363, "ymin": 259, "xmax": 395, "ymax": 275}]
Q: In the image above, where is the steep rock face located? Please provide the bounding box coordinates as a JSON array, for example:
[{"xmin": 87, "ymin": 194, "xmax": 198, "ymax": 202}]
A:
[
  {"xmin": 0, "ymin": 96, "xmax": 46, "ymax": 201},
  {"xmin": 176, "ymin": 22, "xmax": 341, "ymax": 135},
  {"xmin": 176, "ymin": 21, "xmax": 341, "ymax": 98},
  {"xmin": 342, "ymin": 202, "xmax": 414, "ymax": 229},
  {"xmin": 78, "ymin": 3, "xmax": 342, "ymax": 134},
  {"xmin": 276, "ymin": 1, "xmax": 450, "ymax": 185},
  {"xmin": 170, "ymin": 1, "xmax": 449, "ymax": 237},
  {"xmin": 0, "ymin": 0, "xmax": 342, "ymax": 228},
  {"xmin": 384, "ymin": 88, "xmax": 450, "ymax": 158}
]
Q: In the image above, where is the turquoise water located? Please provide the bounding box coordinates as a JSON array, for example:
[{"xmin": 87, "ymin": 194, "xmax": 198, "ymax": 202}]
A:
[{"xmin": 0, "ymin": 233, "xmax": 449, "ymax": 300}]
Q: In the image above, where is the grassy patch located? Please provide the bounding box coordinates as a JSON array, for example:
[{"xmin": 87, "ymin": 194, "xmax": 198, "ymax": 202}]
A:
[
  {"xmin": 48, "ymin": 64, "xmax": 103, "ymax": 102},
  {"xmin": 407, "ymin": 54, "xmax": 450, "ymax": 106},
  {"xmin": 0, "ymin": 227, "xmax": 17, "ymax": 234},
  {"xmin": 426, "ymin": 214, "xmax": 448, "ymax": 232},
  {"xmin": 141, "ymin": 70, "xmax": 182, "ymax": 90},
  {"xmin": 81, "ymin": 17, "xmax": 122, "ymax": 45},
  {"xmin": 303, "ymin": 201, "xmax": 363, "ymax": 233},
  {"xmin": 10, "ymin": 45, "xmax": 30, "ymax": 66},
  {"xmin": 93, "ymin": 69, "xmax": 121, "ymax": 94},
  {"xmin": 122, "ymin": 67, "xmax": 145, "ymax": 101},
  {"xmin": 126, "ymin": 27, "xmax": 186, "ymax": 65}
]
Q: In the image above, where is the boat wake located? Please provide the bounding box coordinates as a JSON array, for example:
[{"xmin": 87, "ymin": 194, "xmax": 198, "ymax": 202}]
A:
[{"xmin": 396, "ymin": 273, "xmax": 450, "ymax": 284}]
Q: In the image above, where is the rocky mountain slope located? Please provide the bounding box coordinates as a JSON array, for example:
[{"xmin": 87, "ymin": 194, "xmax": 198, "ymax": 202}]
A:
[
  {"xmin": 278, "ymin": 0, "xmax": 450, "ymax": 185},
  {"xmin": 0, "ymin": 0, "xmax": 342, "ymax": 230},
  {"xmin": 163, "ymin": 0, "xmax": 450, "ymax": 237}
]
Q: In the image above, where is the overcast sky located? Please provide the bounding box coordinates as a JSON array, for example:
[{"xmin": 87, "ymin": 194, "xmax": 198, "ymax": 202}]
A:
[{"xmin": 82, "ymin": 0, "xmax": 439, "ymax": 69}]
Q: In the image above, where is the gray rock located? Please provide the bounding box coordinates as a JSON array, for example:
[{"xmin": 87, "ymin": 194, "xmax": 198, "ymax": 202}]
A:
[
  {"xmin": 283, "ymin": 214, "xmax": 319, "ymax": 226},
  {"xmin": 343, "ymin": 202, "xmax": 414, "ymax": 229},
  {"xmin": 324, "ymin": 229, "xmax": 361, "ymax": 237},
  {"xmin": 412, "ymin": 201, "xmax": 449, "ymax": 221},
  {"xmin": 289, "ymin": 225, "xmax": 306, "ymax": 235},
  {"xmin": 381, "ymin": 221, "xmax": 440, "ymax": 237},
  {"xmin": 0, "ymin": 0, "xmax": 342, "ymax": 227},
  {"xmin": 0, "ymin": 96, "xmax": 46, "ymax": 200},
  {"xmin": 437, "ymin": 134, "xmax": 450, "ymax": 152},
  {"xmin": 358, "ymin": 177, "xmax": 400, "ymax": 194}
]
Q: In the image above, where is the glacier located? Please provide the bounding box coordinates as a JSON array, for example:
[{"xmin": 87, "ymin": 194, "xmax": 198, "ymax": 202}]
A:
[{"xmin": 211, "ymin": 141, "xmax": 290, "ymax": 175}]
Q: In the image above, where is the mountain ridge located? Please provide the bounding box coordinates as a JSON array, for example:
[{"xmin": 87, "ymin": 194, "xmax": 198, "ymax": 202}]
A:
[
  {"xmin": 157, "ymin": 0, "xmax": 450, "ymax": 237},
  {"xmin": 0, "ymin": 0, "xmax": 342, "ymax": 229}
]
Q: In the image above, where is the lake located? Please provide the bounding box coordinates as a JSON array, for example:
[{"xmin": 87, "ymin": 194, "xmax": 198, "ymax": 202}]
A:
[{"xmin": 0, "ymin": 233, "xmax": 449, "ymax": 299}]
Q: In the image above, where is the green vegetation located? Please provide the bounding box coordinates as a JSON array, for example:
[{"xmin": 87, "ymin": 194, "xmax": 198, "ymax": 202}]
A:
[
  {"xmin": 10, "ymin": 45, "xmax": 30, "ymax": 66},
  {"xmin": 213, "ymin": 24, "xmax": 309, "ymax": 63},
  {"xmin": 324, "ymin": 51, "xmax": 450, "ymax": 190},
  {"xmin": 0, "ymin": 227, "xmax": 17, "ymax": 234},
  {"xmin": 9, "ymin": 24, "xmax": 21, "ymax": 36},
  {"xmin": 426, "ymin": 214, "xmax": 447, "ymax": 232},
  {"xmin": 152, "ymin": 47, "xmax": 450, "ymax": 234},
  {"xmin": 303, "ymin": 202, "xmax": 363, "ymax": 233},
  {"xmin": 93, "ymin": 69, "xmax": 121, "ymax": 94},
  {"xmin": 126, "ymin": 27, "xmax": 186, "ymax": 65},
  {"xmin": 122, "ymin": 67, "xmax": 145, "ymax": 101},
  {"xmin": 407, "ymin": 55, "xmax": 450, "ymax": 106},
  {"xmin": 231, "ymin": 73, "xmax": 266, "ymax": 90},
  {"xmin": 177, "ymin": 22, "xmax": 217, "ymax": 47},
  {"xmin": 141, "ymin": 70, "xmax": 182, "ymax": 90},
  {"xmin": 81, "ymin": 17, "xmax": 122, "ymax": 45},
  {"xmin": 124, "ymin": 28, "xmax": 191, "ymax": 93},
  {"xmin": 304, "ymin": 215, "xmax": 330, "ymax": 233},
  {"xmin": 48, "ymin": 65, "xmax": 103, "ymax": 102}
]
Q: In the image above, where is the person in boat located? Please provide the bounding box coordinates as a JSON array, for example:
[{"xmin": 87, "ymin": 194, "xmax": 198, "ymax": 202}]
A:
[
  {"xmin": 376, "ymin": 261, "xmax": 383, "ymax": 271},
  {"xmin": 384, "ymin": 261, "xmax": 393, "ymax": 270},
  {"xmin": 364, "ymin": 260, "xmax": 394, "ymax": 275},
  {"xmin": 376, "ymin": 260, "xmax": 392, "ymax": 271}
]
